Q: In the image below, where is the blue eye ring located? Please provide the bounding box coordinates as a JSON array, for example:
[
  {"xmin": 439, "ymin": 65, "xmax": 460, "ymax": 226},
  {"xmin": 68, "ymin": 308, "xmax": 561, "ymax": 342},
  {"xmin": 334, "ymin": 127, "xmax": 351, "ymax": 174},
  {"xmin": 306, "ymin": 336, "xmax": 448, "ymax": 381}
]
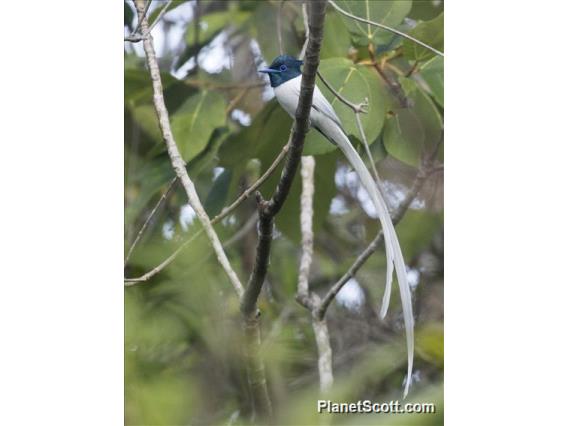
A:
[{"xmin": 279, "ymin": 64, "xmax": 287, "ymax": 72}]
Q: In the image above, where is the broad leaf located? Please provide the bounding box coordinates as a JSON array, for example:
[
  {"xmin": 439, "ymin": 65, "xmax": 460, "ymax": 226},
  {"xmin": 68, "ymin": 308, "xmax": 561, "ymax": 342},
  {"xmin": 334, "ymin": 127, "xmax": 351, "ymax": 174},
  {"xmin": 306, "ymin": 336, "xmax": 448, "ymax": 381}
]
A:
[
  {"xmin": 403, "ymin": 12, "xmax": 444, "ymax": 62},
  {"xmin": 253, "ymin": 2, "xmax": 300, "ymax": 62},
  {"xmin": 319, "ymin": 11, "xmax": 352, "ymax": 59},
  {"xmin": 204, "ymin": 169, "xmax": 232, "ymax": 217},
  {"xmin": 305, "ymin": 58, "xmax": 386, "ymax": 155},
  {"xmin": 420, "ymin": 56, "xmax": 444, "ymax": 107},
  {"xmin": 185, "ymin": 10, "xmax": 251, "ymax": 47},
  {"xmin": 383, "ymin": 80, "xmax": 443, "ymax": 167},
  {"xmin": 334, "ymin": 0, "xmax": 412, "ymax": 47},
  {"xmin": 171, "ymin": 90, "xmax": 226, "ymax": 162}
]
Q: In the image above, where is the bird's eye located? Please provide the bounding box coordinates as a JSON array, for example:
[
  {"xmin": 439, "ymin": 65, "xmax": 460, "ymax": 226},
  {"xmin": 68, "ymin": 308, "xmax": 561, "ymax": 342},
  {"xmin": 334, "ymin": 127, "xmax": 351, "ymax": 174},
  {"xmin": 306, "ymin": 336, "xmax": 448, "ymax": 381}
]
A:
[{"xmin": 279, "ymin": 64, "xmax": 287, "ymax": 72}]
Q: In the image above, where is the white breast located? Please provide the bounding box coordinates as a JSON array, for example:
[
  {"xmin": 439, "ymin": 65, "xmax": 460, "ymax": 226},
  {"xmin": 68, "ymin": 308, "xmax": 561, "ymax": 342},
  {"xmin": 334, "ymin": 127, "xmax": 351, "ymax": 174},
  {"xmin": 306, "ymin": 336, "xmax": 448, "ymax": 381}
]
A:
[{"xmin": 274, "ymin": 77, "xmax": 302, "ymax": 118}]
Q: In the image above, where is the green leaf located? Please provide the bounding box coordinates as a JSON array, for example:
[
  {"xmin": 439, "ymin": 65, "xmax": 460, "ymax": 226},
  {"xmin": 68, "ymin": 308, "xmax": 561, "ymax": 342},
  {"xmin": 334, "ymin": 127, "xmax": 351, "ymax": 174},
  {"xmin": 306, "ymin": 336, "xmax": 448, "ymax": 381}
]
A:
[
  {"xmin": 170, "ymin": 90, "xmax": 226, "ymax": 162},
  {"xmin": 420, "ymin": 56, "xmax": 444, "ymax": 107},
  {"xmin": 408, "ymin": 0, "xmax": 444, "ymax": 21},
  {"xmin": 185, "ymin": 10, "xmax": 251, "ymax": 47},
  {"xmin": 204, "ymin": 169, "xmax": 232, "ymax": 217},
  {"xmin": 252, "ymin": 2, "xmax": 300, "ymax": 61},
  {"xmin": 124, "ymin": 1, "xmax": 134, "ymax": 31},
  {"xmin": 319, "ymin": 11, "xmax": 352, "ymax": 60},
  {"xmin": 334, "ymin": 0, "xmax": 412, "ymax": 47},
  {"xmin": 383, "ymin": 80, "xmax": 442, "ymax": 167},
  {"xmin": 416, "ymin": 323, "xmax": 444, "ymax": 366},
  {"xmin": 403, "ymin": 12, "xmax": 444, "ymax": 62},
  {"xmin": 125, "ymin": 153, "xmax": 175, "ymax": 228},
  {"xmin": 124, "ymin": 68, "xmax": 177, "ymax": 107},
  {"xmin": 304, "ymin": 58, "xmax": 386, "ymax": 155},
  {"xmin": 148, "ymin": 0, "xmax": 189, "ymax": 25},
  {"xmin": 258, "ymin": 151, "xmax": 339, "ymax": 242},
  {"xmin": 396, "ymin": 209, "xmax": 443, "ymax": 259},
  {"xmin": 131, "ymin": 104, "xmax": 162, "ymax": 142}
]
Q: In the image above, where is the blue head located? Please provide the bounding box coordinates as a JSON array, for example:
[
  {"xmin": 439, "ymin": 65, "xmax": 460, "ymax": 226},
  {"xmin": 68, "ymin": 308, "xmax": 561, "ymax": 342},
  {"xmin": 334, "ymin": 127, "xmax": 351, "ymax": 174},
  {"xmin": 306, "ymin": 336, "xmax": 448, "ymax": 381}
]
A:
[{"xmin": 259, "ymin": 55, "xmax": 303, "ymax": 88}]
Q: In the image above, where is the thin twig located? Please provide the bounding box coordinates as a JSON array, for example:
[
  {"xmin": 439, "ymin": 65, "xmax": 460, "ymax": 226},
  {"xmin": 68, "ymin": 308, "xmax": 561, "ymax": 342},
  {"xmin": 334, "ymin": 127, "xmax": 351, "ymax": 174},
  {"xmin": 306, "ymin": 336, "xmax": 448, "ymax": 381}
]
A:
[
  {"xmin": 184, "ymin": 80, "xmax": 266, "ymax": 90},
  {"xmin": 299, "ymin": 2, "xmax": 309, "ymax": 60},
  {"xmin": 354, "ymin": 111, "xmax": 386, "ymax": 201},
  {"xmin": 225, "ymin": 87, "xmax": 248, "ymax": 114},
  {"xmin": 128, "ymin": 0, "xmax": 152, "ymax": 40},
  {"xmin": 328, "ymin": 0, "xmax": 444, "ymax": 57},
  {"xmin": 296, "ymin": 156, "xmax": 335, "ymax": 392},
  {"xmin": 124, "ymin": 142, "xmax": 290, "ymax": 285},
  {"xmin": 223, "ymin": 212, "xmax": 259, "ymax": 248},
  {"xmin": 316, "ymin": 70, "xmax": 385, "ymax": 201},
  {"xmin": 316, "ymin": 140, "xmax": 443, "ymax": 320},
  {"xmin": 132, "ymin": 0, "xmax": 244, "ymax": 297},
  {"xmin": 147, "ymin": 0, "xmax": 173, "ymax": 35},
  {"xmin": 316, "ymin": 71, "xmax": 368, "ymax": 114},
  {"xmin": 406, "ymin": 60, "xmax": 420, "ymax": 77},
  {"xmin": 125, "ymin": 0, "xmax": 173, "ymax": 42},
  {"xmin": 124, "ymin": 176, "xmax": 177, "ymax": 266}
]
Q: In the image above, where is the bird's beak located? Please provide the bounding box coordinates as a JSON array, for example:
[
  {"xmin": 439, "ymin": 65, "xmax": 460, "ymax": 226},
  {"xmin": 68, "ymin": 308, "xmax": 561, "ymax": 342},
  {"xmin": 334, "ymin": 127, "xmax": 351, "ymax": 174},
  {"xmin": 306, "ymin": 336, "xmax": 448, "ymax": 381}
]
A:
[{"xmin": 259, "ymin": 68, "xmax": 279, "ymax": 74}]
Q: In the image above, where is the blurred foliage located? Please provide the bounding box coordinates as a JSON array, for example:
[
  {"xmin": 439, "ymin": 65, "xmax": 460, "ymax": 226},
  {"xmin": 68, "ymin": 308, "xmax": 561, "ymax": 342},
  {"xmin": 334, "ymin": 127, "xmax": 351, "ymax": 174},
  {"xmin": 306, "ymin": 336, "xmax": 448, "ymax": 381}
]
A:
[{"xmin": 124, "ymin": 1, "xmax": 443, "ymax": 425}]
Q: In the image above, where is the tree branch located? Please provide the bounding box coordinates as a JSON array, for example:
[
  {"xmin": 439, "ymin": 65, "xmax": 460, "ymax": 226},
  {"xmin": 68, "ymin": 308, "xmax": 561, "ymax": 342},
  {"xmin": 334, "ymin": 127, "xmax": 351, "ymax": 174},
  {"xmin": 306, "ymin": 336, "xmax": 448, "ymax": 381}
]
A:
[
  {"xmin": 126, "ymin": 0, "xmax": 173, "ymax": 43},
  {"xmin": 132, "ymin": 0, "xmax": 244, "ymax": 297},
  {"xmin": 124, "ymin": 143, "xmax": 290, "ymax": 285},
  {"xmin": 297, "ymin": 156, "xmax": 315, "ymax": 300},
  {"xmin": 328, "ymin": 0, "xmax": 444, "ymax": 57},
  {"xmin": 238, "ymin": 3, "xmax": 328, "ymax": 418},
  {"xmin": 124, "ymin": 176, "xmax": 177, "ymax": 266},
  {"xmin": 295, "ymin": 155, "xmax": 335, "ymax": 393},
  {"xmin": 240, "ymin": 0, "xmax": 328, "ymax": 318},
  {"xmin": 316, "ymin": 145, "xmax": 442, "ymax": 320}
]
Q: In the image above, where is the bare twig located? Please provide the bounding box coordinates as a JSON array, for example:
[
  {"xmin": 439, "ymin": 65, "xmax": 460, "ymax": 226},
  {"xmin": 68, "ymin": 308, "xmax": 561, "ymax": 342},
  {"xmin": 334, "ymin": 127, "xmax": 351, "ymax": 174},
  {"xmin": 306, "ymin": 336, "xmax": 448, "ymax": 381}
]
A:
[
  {"xmin": 295, "ymin": 156, "xmax": 335, "ymax": 392},
  {"xmin": 316, "ymin": 71, "xmax": 368, "ymax": 114},
  {"xmin": 225, "ymin": 87, "xmax": 248, "ymax": 114},
  {"xmin": 126, "ymin": 0, "xmax": 174, "ymax": 43},
  {"xmin": 184, "ymin": 80, "xmax": 266, "ymax": 90},
  {"xmin": 239, "ymin": 2, "xmax": 328, "ymax": 417},
  {"xmin": 354, "ymin": 111, "xmax": 385, "ymax": 201},
  {"xmin": 297, "ymin": 156, "xmax": 315, "ymax": 299},
  {"xmin": 124, "ymin": 176, "xmax": 177, "ymax": 266},
  {"xmin": 316, "ymin": 70, "xmax": 385, "ymax": 202},
  {"xmin": 328, "ymin": 0, "xmax": 444, "ymax": 57},
  {"xmin": 148, "ymin": 0, "xmax": 173, "ymax": 32},
  {"xmin": 127, "ymin": 0, "xmax": 152, "ymax": 40},
  {"xmin": 312, "ymin": 314, "xmax": 333, "ymax": 392},
  {"xmin": 132, "ymin": 0, "xmax": 244, "ymax": 297},
  {"xmin": 299, "ymin": 2, "xmax": 309, "ymax": 60},
  {"xmin": 124, "ymin": 142, "xmax": 290, "ymax": 285},
  {"xmin": 223, "ymin": 212, "xmax": 259, "ymax": 248}
]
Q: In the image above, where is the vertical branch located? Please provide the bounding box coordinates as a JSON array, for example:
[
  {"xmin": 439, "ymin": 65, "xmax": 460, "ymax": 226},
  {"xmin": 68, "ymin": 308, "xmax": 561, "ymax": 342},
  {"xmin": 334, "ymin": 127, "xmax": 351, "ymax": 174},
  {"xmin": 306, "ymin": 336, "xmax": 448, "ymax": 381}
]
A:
[
  {"xmin": 296, "ymin": 155, "xmax": 335, "ymax": 392},
  {"xmin": 312, "ymin": 316, "xmax": 333, "ymax": 392},
  {"xmin": 239, "ymin": 1, "xmax": 328, "ymax": 419},
  {"xmin": 133, "ymin": 0, "xmax": 244, "ymax": 297},
  {"xmin": 298, "ymin": 156, "xmax": 315, "ymax": 299}
]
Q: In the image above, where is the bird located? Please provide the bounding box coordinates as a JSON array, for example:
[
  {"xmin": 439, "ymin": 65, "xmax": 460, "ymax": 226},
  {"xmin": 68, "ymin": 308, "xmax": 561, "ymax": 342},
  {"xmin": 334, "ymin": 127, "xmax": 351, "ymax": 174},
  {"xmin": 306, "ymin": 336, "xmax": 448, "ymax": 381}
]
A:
[{"xmin": 260, "ymin": 55, "xmax": 415, "ymax": 397}]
